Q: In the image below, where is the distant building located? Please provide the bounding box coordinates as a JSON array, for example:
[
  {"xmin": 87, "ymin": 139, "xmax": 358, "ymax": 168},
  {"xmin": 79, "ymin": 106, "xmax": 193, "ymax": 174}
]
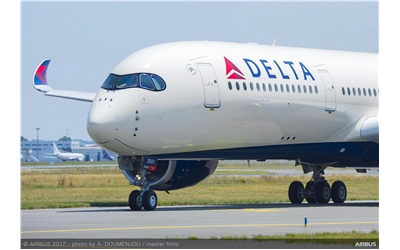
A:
[{"xmin": 20, "ymin": 140, "xmax": 115, "ymax": 162}]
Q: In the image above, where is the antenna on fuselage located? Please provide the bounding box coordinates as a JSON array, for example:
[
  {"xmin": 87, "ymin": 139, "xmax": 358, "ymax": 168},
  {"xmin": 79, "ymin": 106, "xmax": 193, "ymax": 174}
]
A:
[{"xmin": 272, "ymin": 38, "xmax": 276, "ymax": 46}]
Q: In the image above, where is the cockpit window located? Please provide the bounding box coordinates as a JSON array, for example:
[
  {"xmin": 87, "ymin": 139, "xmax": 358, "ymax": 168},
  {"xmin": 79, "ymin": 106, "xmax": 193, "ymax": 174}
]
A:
[
  {"xmin": 102, "ymin": 74, "xmax": 118, "ymax": 89},
  {"xmin": 151, "ymin": 74, "xmax": 166, "ymax": 90},
  {"xmin": 140, "ymin": 74, "xmax": 155, "ymax": 90},
  {"xmin": 115, "ymin": 74, "xmax": 138, "ymax": 89},
  {"xmin": 101, "ymin": 73, "xmax": 166, "ymax": 91}
]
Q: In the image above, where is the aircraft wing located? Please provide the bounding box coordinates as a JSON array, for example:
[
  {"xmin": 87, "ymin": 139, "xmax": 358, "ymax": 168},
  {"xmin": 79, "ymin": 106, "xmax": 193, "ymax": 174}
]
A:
[{"xmin": 33, "ymin": 60, "xmax": 96, "ymax": 102}]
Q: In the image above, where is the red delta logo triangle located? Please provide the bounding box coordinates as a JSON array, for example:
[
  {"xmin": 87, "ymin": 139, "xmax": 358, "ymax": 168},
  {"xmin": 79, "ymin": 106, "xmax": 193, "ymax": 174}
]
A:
[{"xmin": 224, "ymin": 57, "xmax": 245, "ymax": 80}]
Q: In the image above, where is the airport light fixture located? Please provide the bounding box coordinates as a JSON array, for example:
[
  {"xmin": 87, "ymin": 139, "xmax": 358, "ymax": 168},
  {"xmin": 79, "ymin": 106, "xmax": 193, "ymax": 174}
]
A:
[{"xmin": 36, "ymin": 128, "xmax": 40, "ymax": 160}]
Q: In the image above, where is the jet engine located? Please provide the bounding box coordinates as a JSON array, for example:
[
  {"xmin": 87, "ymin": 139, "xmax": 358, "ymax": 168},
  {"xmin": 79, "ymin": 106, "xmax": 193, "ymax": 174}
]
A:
[{"xmin": 118, "ymin": 156, "xmax": 218, "ymax": 191}]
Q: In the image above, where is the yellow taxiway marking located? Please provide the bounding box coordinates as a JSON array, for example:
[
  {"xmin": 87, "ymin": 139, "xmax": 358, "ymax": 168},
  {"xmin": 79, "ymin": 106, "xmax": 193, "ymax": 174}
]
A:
[
  {"xmin": 243, "ymin": 208, "xmax": 284, "ymax": 212},
  {"xmin": 212, "ymin": 208, "xmax": 284, "ymax": 212},
  {"xmin": 22, "ymin": 221, "xmax": 378, "ymax": 234}
]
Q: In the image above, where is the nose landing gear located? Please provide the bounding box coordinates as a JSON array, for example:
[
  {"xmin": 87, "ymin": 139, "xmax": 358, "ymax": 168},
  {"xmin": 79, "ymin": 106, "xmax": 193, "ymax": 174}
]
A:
[
  {"xmin": 128, "ymin": 157, "xmax": 159, "ymax": 211},
  {"xmin": 288, "ymin": 165, "xmax": 347, "ymax": 204}
]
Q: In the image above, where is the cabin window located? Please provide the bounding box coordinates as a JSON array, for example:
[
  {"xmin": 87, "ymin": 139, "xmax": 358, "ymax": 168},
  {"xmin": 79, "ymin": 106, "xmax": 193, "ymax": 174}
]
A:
[
  {"xmin": 286, "ymin": 84, "xmax": 290, "ymax": 93},
  {"xmin": 236, "ymin": 82, "xmax": 240, "ymax": 90},
  {"xmin": 268, "ymin": 83, "xmax": 272, "ymax": 92},
  {"xmin": 309, "ymin": 85, "xmax": 313, "ymax": 94},
  {"xmin": 263, "ymin": 83, "xmax": 267, "ymax": 92},
  {"xmin": 250, "ymin": 82, "xmax": 254, "ymax": 91},
  {"xmin": 292, "ymin": 84, "xmax": 296, "ymax": 93},
  {"xmin": 314, "ymin": 86, "xmax": 318, "ymax": 94},
  {"xmin": 303, "ymin": 85, "xmax": 307, "ymax": 93},
  {"xmin": 256, "ymin": 83, "xmax": 260, "ymax": 91},
  {"xmin": 274, "ymin": 84, "xmax": 278, "ymax": 92},
  {"xmin": 297, "ymin": 85, "xmax": 301, "ymax": 93},
  {"xmin": 342, "ymin": 87, "xmax": 345, "ymax": 95},
  {"xmin": 243, "ymin": 82, "xmax": 247, "ymax": 91},
  {"xmin": 280, "ymin": 84, "xmax": 284, "ymax": 93},
  {"xmin": 228, "ymin": 82, "xmax": 232, "ymax": 90}
]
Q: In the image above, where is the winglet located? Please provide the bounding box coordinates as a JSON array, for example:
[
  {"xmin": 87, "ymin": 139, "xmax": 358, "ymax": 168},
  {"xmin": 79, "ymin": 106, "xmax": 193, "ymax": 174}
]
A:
[
  {"xmin": 33, "ymin": 59, "xmax": 53, "ymax": 93},
  {"xmin": 32, "ymin": 59, "xmax": 96, "ymax": 102}
]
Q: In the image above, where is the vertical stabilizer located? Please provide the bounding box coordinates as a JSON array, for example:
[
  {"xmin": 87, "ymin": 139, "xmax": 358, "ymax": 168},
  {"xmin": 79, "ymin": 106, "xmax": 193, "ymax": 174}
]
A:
[{"xmin": 52, "ymin": 142, "xmax": 61, "ymax": 155}]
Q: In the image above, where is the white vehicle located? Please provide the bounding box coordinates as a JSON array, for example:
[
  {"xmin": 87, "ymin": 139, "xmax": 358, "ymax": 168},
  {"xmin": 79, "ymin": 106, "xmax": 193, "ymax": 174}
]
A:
[
  {"xmin": 33, "ymin": 41, "xmax": 378, "ymax": 211},
  {"xmin": 52, "ymin": 142, "xmax": 85, "ymax": 162}
]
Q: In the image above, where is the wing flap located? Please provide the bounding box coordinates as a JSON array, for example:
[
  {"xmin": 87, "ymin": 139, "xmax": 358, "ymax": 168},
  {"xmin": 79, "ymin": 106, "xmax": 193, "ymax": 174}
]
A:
[{"xmin": 33, "ymin": 60, "xmax": 96, "ymax": 102}]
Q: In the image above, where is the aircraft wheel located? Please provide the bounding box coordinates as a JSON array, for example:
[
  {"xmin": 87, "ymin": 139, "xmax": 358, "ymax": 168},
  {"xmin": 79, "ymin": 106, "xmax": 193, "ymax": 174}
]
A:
[
  {"xmin": 331, "ymin": 181, "xmax": 347, "ymax": 203},
  {"xmin": 288, "ymin": 181, "xmax": 304, "ymax": 204},
  {"xmin": 305, "ymin": 181, "xmax": 317, "ymax": 204},
  {"xmin": 315, "ymin": 181, "xmax": 331, "ymax": 204},
  {"xmin": 142, "ymin": 190, "xmax": 158, "ymax": 211},
  {"xmin": 129, "ymin": 190, "xmax": 142, "ymax": 211}
]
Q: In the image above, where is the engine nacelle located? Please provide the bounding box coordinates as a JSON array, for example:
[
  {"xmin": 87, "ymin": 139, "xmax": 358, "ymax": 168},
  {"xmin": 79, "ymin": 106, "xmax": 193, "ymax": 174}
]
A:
[{"xmin": 118, "ymin": 156, "xmax": 218, "ymax": 191}]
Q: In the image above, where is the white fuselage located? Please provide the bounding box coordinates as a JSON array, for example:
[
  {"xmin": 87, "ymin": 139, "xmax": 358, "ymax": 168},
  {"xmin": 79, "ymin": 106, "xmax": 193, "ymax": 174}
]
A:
[
  {"xmin": 86, "ymin": 41, "xmax": 378, "ymax": 164},
  {"xmin": 54, "ymin": 152, "xmax": 85, "ymax": 161}
]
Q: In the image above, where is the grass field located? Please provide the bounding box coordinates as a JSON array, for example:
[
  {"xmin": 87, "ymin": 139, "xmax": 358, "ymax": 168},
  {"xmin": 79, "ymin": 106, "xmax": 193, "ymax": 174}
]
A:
[
  {"xmin": 20, "ymin": 162, "xmax": 379, "ymax": 209},
  {"xmin": 20, "ymin": 162, "xmax": 379, "ymax": 241}
]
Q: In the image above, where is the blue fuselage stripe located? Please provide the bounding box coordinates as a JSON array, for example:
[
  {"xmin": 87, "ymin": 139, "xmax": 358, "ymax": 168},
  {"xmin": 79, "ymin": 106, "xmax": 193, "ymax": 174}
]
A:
[{"xmin": 152, "ymin": 142, "xmax": 378, "ymax": 168}]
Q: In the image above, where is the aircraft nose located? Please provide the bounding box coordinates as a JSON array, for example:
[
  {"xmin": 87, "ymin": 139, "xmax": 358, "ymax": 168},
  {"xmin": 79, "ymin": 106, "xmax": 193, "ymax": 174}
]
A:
[
  {"xmin": 86, "ymin": 102, "xmax": 118, "ymax": 144},
  {"xmin": 86, "ymin": 90, "xmax": 149, "ymax": 155}
]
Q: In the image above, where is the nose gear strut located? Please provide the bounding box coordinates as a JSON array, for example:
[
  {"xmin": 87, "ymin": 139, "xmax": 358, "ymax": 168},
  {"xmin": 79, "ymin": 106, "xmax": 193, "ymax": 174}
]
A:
[{"xmin": 128, "ymin": 156, "xmax": 158, "ymax": 211}]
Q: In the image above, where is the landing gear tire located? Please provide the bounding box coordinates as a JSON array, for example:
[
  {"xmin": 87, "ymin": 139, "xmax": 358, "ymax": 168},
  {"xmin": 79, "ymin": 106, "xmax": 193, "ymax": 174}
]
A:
[
  {"xmin": 331, "ymin": 181, "xmax": 347, "ymax": 203},
  {"xmin": 129, "ymin": 190, "xmax": 143, "ymax": 211},
  {"xmin": 315, "ymin": 181, "xmax": 331, "ymax": 203},
  {"xmin": 305, "ymin": 181, "xmax": 317, "ymax": 204},
  {"xmin": 142, "ymin": 190, "xmax": 158, "ymax": 211},
  {"xmin": 288, "ymin": 181, "xmax": 304, "ymax": 204}
]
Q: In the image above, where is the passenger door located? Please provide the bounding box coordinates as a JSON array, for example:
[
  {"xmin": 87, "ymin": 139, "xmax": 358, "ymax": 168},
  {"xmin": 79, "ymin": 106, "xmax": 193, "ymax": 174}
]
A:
[
  {"xmin": 197, "ymin": 63, "xmax": 221, "ymax": 108},
  {"xmin": 319, "ymin": 70, "xmax": 336, "ymax": 112}
]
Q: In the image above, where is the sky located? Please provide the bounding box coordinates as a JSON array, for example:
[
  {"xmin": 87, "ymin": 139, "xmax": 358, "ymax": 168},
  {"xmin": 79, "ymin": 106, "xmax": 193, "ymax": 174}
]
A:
[{"xmin": 19, "ymin": 0, "xmax": 380, "ymax": 142}]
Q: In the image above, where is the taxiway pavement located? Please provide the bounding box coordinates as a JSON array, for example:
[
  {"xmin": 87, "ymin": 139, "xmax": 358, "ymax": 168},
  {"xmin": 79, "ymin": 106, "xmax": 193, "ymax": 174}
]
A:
[{"xmin": 21, "ymin": 201, "xmax": 378, "ymax": 239}]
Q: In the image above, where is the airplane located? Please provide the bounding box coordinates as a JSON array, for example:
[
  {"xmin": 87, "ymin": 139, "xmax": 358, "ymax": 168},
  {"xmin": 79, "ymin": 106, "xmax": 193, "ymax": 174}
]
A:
[
  {"xmin": 21, "ymin": 149, "xmax": 39, "ymax": 162},
  {"xmin": 52, "ymin": 142, "xmax": 85, "ymax": 162},
  {"xmin": 102, "ymin": 150, "xmax": 116, "ymax": 161},
  {"xmin": 32, "ymin": 41, "xmax": 378, "ymax": 211}
]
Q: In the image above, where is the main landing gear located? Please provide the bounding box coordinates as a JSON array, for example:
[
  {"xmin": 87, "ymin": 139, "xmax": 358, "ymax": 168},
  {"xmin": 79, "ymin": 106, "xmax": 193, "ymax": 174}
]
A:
[
  {"xmin": 288, "ymin": 166, "xmax": 347, "ymax": 204},
  {"xmin": 128, "ymin": 157, "xmax": 158, "ymax": 211}
]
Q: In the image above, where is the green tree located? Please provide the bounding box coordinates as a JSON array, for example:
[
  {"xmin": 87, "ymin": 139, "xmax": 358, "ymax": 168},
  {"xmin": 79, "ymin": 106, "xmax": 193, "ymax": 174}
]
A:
[{"xmin": 58, "ymin": 136, "xmax": 71, "ymax": 141}]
